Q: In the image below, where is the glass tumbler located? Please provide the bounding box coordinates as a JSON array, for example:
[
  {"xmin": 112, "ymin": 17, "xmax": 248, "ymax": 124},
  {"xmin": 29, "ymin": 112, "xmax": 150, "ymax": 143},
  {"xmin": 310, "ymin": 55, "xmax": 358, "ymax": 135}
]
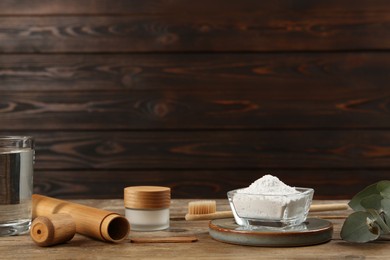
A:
[{"xmin": 0, "ymin": 136, "xmax": 34, "ymax": 236}]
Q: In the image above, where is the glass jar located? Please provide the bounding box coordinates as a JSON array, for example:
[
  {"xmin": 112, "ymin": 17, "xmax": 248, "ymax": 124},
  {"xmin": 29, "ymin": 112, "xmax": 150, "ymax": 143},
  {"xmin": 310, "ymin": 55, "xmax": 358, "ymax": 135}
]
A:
[
  {"xmin": 0, "ymin": 136, "xmax": 34, "ymax": 236},
  {"xmin": 124, "ymin": 186, "xmax": 170, "ymax": 231}
]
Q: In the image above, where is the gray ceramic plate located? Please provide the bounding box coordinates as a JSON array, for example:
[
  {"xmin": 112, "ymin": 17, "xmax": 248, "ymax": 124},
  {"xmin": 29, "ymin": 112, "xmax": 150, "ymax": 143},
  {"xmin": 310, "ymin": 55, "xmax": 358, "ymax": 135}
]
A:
[{"xmin": 209, "ymin": 218, "xmax": 333, "ymax": 247}]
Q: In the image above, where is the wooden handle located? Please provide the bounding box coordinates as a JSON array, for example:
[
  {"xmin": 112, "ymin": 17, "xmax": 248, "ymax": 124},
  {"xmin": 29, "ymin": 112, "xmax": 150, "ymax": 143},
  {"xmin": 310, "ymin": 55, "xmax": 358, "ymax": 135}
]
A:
[
  {"xmin": 130, "ymin": 236, "xmax": 198, "ymax": 243},
  {"xmin": 185, "ymin": 211, "xmax": 233, "ymax": 221},
  {"xmin": 309, "ymin": 203, "xmax": 349, "ymax": 212},
  {"xmin": 309, "ymin": 215, "xmax": 349, "ymax": 219},
  {"xmin": 32, "ymin": 194, "xmax": 130, "ymax": 243},
  {"xmin": 185, "ymin": 203, "xmax": 349, "ymax": 221}
]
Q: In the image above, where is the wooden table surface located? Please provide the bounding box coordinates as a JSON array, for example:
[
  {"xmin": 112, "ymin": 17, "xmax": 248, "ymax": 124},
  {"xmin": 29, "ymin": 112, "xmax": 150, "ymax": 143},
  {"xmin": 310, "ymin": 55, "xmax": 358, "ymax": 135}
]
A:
[{"xmin": 1, "ymin": 199, "xmax": 389, "ymax": 259}]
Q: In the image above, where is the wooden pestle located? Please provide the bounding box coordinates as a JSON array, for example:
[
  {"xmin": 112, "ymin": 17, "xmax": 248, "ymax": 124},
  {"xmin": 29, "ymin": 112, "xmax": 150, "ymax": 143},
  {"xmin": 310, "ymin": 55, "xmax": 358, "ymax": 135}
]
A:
[
  {"xmin": 32, "ymin": 194, "xmax": 130, "ymax": 243},
  {"xmin": 30, "ymin": 213, "xmax": 76, "ymax": 247}
]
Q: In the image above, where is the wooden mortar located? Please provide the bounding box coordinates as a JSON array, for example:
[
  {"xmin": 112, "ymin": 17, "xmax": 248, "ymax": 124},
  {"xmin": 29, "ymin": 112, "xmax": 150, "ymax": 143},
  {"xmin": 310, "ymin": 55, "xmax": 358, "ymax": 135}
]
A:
[{"xmin": 32, "ymin": 194, "xmax": 130, "ymax": 243}]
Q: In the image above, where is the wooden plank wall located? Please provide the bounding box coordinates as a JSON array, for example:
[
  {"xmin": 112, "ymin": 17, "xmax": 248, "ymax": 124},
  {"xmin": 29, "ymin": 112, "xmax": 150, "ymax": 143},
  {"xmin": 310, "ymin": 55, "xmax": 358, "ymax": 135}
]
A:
[{"xmin": 0, "ymin": 0, "xmax": 389, "ymax": 199}]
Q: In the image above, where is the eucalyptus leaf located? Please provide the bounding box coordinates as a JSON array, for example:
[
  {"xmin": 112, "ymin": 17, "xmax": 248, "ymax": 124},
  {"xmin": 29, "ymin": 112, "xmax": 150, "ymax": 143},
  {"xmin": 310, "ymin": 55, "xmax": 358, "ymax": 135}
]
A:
[
  {"xmin": 366, "ymin": 209, "xmax": 390, "ymax": 234},
  {"xmin": 341, "ymin": 211, "xmax": 381, "ymax": 243},
  {"xmin": 349, "ymin": 183, "xmax": 381, "ymax": 211},
  {"xmin": 360, "ymin": 194, "xmax": 384, "ymax": 211},
  {"xmin": 382, "ymin": 199, "xmax": 390, "ymax": 225},
  {"xmin": 349, "ymin": 181, "xmax": 390, "ymax": 211},
  {"xmin": 378, "ymin": 180, "xmax": 390, "ymax": 199}
]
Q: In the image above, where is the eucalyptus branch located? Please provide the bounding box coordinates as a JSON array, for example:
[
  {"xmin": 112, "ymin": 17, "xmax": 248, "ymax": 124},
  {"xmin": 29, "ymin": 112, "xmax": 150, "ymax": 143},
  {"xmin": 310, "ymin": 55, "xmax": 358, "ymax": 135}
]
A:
[{"xmin": 341, "ymin": 180, "xmax": 390, "ymax": 243}]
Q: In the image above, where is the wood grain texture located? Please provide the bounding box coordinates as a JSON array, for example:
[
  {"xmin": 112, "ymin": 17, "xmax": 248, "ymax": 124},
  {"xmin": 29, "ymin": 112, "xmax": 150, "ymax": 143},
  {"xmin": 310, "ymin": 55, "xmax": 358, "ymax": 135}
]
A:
[
  {"xmin": 0, "ymin": 131, "xmax": 385, "ymax": 170},
  {"xmin": 1, "ymin": 89, "xmax": 389, "ymax": 130},
  {"xmin": 0, "ymin": 7, "xmax": 389, "ymax": 52},
  {"xmin": 1, "ymin": 53, "xmax": 389, "ymax": 130},
  {"xmin": 1, "ymin": 53, "xmax": 389, "ymax": 91},
  {"xmin": 1, "ymin": 0, "xmax": 389, "ymax": 15},
  {"xmin": 0, "ymin": 1, "xmax": 389, "ymax": 200},
  {"xmin": 4, "ymin": 199, "xmax": 390, "ymax": 260},
  {"xmin": 33, "ymin": 169, "xmax": 390, "ymax": 199}
]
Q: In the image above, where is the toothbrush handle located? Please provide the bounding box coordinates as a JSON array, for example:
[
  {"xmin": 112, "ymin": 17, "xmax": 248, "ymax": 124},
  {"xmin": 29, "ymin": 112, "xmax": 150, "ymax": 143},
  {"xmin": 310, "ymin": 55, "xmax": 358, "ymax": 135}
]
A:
[
  {"xmin": 185, "ymin": 203, "xmax": 349, "ymax": 221},
  {"xmin": 309, "ymin": 203, "xmax": 349, "ymax": 212},
  {"xmin": 185, "ymin": 211, "xmax": 233, "ymax": 221}
]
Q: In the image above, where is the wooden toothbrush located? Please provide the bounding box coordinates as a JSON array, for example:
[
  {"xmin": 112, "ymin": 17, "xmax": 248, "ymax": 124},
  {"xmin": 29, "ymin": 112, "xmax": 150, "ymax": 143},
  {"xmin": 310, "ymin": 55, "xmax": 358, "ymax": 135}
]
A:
[
  {"xmin": 185, "ymin": 200, "xmax": 232, "ymax": 221},
  {"xmin": 184, "ymin": 200, "xmax": 349, "ymax": 221}
]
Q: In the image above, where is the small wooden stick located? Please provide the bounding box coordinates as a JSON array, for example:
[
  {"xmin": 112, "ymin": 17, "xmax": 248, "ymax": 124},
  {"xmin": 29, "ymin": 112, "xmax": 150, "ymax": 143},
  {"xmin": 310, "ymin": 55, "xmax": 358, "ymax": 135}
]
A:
[
  {"xmin": 130, "ymin": 236, "xmax": 198, "ymax": 243},
  {"xmin": 309, "ymin": 215, "xmax": 349, "ymax": 219},
  {"xmin": 309, "ymin": 203, "xmax": 349, "ymax": 212}
]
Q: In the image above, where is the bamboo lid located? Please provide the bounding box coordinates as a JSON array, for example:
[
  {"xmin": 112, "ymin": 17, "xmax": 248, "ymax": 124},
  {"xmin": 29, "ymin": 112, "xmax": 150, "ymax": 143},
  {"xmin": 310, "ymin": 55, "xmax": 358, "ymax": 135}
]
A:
[
  {"xmin": 30, "ymin": 213, "xmax": 76, "ymax": 247},
  {"xmin": 124, "ymin": 186, "xmax": 171, "ymax": 209}
]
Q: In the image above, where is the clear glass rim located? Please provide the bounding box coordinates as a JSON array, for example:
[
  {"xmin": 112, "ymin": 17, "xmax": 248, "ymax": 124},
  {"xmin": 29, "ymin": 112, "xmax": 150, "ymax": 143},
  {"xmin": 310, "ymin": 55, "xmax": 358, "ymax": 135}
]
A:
[
  {"xmin": 0, "ymin": 136, "xmax": 34, "ymax": 149},
  {"xmin": 227, "ymin": 187, "xmax": 314, "ymax": 197},
  {"xmin": 0, "ymin": 136, "xmax": 34, "ymax": 141}
]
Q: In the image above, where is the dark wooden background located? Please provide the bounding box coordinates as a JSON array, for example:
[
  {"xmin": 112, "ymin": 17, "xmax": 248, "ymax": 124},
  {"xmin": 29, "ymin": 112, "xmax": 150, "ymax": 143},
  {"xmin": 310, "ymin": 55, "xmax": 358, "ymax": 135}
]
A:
[{"xmin": 1, "ymin": 0, "xmax": 389, "ymax": 199}]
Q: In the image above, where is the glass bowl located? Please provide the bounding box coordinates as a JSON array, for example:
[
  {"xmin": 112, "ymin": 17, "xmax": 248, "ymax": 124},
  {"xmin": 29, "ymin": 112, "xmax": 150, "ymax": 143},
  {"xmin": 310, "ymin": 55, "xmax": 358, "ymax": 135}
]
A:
[{"xmin": 227, "ymin": 187, "xmax": 314, "ymax": 228}]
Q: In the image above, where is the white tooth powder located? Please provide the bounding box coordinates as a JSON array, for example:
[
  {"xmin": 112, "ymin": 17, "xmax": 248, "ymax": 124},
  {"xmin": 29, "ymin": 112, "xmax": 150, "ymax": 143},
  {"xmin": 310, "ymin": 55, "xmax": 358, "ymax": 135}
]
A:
[{"xmin": 232, "ymin": 175, "xmax": 310, "ymax": 221}]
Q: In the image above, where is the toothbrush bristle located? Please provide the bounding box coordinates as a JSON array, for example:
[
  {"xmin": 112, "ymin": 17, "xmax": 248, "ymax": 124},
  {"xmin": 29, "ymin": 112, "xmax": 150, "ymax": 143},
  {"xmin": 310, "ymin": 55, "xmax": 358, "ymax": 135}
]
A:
[{"xmin": 188, "ymin": 200, "xmax": 217, "ymax": 215}]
